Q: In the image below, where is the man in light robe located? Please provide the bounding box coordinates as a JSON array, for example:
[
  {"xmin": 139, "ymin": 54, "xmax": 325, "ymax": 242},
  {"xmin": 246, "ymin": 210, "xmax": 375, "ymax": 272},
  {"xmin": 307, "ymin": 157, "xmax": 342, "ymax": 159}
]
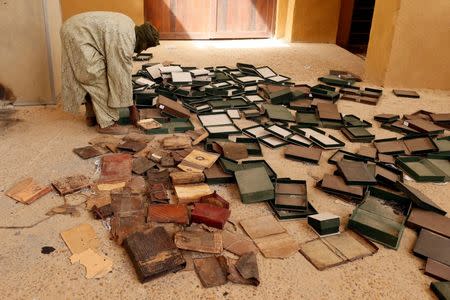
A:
[{"xmin": 61, "ymin": 12, "xmax": 159, "ymax": 134}]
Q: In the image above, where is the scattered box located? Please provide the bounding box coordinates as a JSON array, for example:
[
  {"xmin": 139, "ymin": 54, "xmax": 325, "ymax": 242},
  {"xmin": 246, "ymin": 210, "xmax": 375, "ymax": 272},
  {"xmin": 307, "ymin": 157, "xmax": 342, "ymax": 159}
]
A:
[{"xmin": 307, "ymin": 213, "xmax": 340, "ymax": 236}]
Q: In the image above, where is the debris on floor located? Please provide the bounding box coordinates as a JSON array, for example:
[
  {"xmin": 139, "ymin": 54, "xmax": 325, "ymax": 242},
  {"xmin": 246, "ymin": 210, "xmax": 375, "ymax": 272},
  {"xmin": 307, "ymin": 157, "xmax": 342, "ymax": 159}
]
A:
[{"xmin": 3, "ymin": 62, "xmax": 450, "ymax": 291}]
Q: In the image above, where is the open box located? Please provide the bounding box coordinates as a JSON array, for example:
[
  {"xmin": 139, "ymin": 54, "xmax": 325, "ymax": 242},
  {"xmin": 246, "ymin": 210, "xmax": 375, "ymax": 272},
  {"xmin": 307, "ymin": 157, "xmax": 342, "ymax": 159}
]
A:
[
  {"xmin": 291, "ymin": 126, "xmax": 345, "ymax": 149},
  {"xmin": 395, "ymin": 156, "xmax": 450, "ymax": 182},
  {"xmin": 235, "ymin": 137, "xmax": 262, "ymax": 156},
  {"xmin": 272, "ymin": 178, "xmax": 308, "ymax": 210},
  {"xmin": 198, "ymin": 113, "xmax": 241, "ymax": 138},
  {"xmin": 265, "ymin": 124, "xmax": 312, "ymax": 147},
  {"xmin": 268, "ymin": 200, "xmax": 318, "ymax": 220},
  {"xmin": 218, "ymin": 157, "xmax": 277, "ymax": 180},
  {"xmin": 142, "ymin": 118, "xmax": 194, "ymax": 134},
  {"xmin": 348, "ymin": 187, "xmax": 411, "ymax": 249}
]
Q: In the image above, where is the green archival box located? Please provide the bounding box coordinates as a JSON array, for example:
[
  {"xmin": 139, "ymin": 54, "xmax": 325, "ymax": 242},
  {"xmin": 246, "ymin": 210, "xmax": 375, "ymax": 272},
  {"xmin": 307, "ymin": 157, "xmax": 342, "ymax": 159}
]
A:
[
  {"xmin": 263, "ymin": 104, "xmax": 295, "ymax": 122},
  {"xmin": 235, "ymin": 137, "xmax": 262, "ymax": 156},
  {"xmin": 395, "ymin": 156, "xmax": 450, "ymax": 182},
  {"xmin": 273, "ymin": 178, "xmax": 308, "ymax": 210},
  {"xmin": 348, "ymin": 187, "xmax": 411, "ymax": 249},
  {"xmin": 235, "ymin": 167, "xmax": 274, "ymax": 204},
  {"xmin": 307, "ymin": 213, "xmax": 340, "ymax": 236}
]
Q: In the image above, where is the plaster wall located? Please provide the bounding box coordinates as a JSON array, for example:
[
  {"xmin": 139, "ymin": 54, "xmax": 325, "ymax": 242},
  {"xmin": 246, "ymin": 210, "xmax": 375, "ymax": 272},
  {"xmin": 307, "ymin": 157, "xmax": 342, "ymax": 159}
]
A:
[
  {"xmin": 384, "ymin": 0, "xmax": 450, "ymax": 89},
  {"xmin": 365, "ymin": 0, "xmax": 401, "ymax": 85},
  {"xmin": 60, "ymin": 0, "xmax": 144, "ymax": 24},
  {"xmin": 291, "ymin": 0, "xmax": 340, "ymax": 43},
  {"xmin": 0, "ymin": 0, "xmax": 52, "ymax": 104}
]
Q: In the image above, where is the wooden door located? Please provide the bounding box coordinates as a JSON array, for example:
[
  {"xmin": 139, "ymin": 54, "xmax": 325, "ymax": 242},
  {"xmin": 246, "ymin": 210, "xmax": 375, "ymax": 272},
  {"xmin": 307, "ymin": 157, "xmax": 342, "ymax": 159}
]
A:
[
  {"xmin": 212, "ymin": 0, "xmax": 276, "ymax": 38},
  {"xmin": 144, "ymin": 0, "xmax": 276, "ymax": 39},
  {"xmin": 145, "ymin": 0, "xmax": 214, "ymax": 39}
]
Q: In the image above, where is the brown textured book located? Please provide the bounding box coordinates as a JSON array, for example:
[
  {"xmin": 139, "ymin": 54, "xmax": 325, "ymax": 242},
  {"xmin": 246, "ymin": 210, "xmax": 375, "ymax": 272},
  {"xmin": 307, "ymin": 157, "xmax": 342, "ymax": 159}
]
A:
[{"xmin": 123, "ymin": 227, "xmax": 186, "ymax": 283}]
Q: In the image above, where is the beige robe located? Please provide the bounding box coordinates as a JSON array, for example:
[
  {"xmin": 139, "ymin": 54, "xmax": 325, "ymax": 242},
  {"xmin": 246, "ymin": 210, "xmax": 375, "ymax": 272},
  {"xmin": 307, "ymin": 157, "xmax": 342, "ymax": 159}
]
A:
[{"xmin": 61, "ymin": 12, "xmax": 135, "ymax": 128}]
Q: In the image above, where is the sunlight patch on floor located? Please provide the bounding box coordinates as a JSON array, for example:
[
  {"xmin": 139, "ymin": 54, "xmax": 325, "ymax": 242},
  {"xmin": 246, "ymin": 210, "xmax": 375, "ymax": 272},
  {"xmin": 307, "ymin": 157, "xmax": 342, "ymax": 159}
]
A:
[{"xmin": 193, "ymin": 39, "xmax": 290, "ymax": 49}]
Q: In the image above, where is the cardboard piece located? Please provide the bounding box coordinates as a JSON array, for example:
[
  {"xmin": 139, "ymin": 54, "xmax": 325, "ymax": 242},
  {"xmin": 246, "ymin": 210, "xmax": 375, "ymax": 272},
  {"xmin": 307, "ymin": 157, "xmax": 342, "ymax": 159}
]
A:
[
  {"xmin": 240, "ymin": 215, "xmax": 298, "ymax": 258},
  {"xmin": 413, "ymin": 229, "xmax": 450, "ymax": 266},
  {"xmin": 174, "ymin": 183, "xmax": 213, "ymax": 204},
  {"xmin": 299, "ymin": 231, "xmax": 378, "ymax": 270},
  {"xmin": 191, "ymin": 203, "xmax": 231, "ymax": 229},
  {"xmin": 52, "ymin": 175, "xmax": 90, "ymax": 195},
  {"xmin": 178, "ymin": 149, "xmax": 220, "ymax": 173},
  {"xmin": 70, "ymin": 248, "xmax": 113, "ymax": 279},
  {"xmin": 235, "ymin": 167, "xmax": 274, "ymax": 203},
  {"xmin": 240, "ymin": 215, "xmax": 285, "ymax": 240},
  {"xmin": 221, "ymin": 231, "xmax": 258, "ymax": 256},
  {"xmin": 254, "ymin": 232, "xmax": 299, "ymax": 259},
  {"xmin": 97, "ymin": 154, "xmax": 132, "ymax": 190},
  {"xmin": 147, "ymin": 204, "xmax": 189, "ymax": 225},
  {"xmin": 60, "ymin": 224, "xmax": 100, "ymax": 255},
  {"xmin": 6, "ymin": 178, "xmax": 52, "ymax": 204},
  {"xmin": 73, "ymin": 146, "xmax": 108, "ymax": 159},
  {"xmin": 123, "ymin": 227, "xmax": 186, "ymax": 283},
  {"xmin": 193, "ymin": 256, "xmax": 228, "ymax": 288},
  {"xmin": 174, "ymin": 230, "xmax": 223, "ymax": 254}
]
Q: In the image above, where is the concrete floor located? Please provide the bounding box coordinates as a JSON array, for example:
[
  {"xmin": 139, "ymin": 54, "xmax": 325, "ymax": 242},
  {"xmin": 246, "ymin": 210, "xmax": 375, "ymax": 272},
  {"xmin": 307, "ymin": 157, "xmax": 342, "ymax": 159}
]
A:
[{"xmin": 1, "ymin": 40, "xmax": 449, "ymax": 299}]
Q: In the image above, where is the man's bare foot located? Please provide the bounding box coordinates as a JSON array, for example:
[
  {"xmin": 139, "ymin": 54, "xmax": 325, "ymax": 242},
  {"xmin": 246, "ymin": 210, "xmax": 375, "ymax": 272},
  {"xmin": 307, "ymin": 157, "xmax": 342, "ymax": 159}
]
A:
[
  {"xmin": 96, "ymin": 123, "xmax": 129, "ymax": 135},
  {"xmin": 129, "ymin": 105, "xmax": 139, "ymax": 126}
]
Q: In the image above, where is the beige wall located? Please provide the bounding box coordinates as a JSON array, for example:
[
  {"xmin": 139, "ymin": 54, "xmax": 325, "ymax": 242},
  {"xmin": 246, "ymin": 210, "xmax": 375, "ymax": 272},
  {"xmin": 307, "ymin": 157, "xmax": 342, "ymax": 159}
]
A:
[
  {"xmin": 275, "ymin": 0, "xmax": 341, "ymax": 43},
  {"xmin": 366, "ymin": 0, "xmax": 450, "ymax": 90},
  {"xmin": 60, "ymin": 0, "xmax": 144, "ymax": 24},
  {"xmin": 365, "ymin": 0, "xmax": 401, "ymax": 84},
  {"xmin": 384, "ymin": 0, "xmax": 450, "ymax": 89},
  {"xmin": 291, "ymin": 0, "xmax": 341, "ymax": 43},
  {"xmin": 0, "ymin": 0, "xmax": 52, "ymax": 104}
]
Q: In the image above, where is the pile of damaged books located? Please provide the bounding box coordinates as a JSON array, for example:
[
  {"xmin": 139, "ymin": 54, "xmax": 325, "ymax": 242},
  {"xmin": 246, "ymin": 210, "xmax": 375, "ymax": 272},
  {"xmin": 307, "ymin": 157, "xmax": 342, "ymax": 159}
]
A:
[{"xmin": 3, "ymin": 62, "xmax": 449, "ymax": 296}]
